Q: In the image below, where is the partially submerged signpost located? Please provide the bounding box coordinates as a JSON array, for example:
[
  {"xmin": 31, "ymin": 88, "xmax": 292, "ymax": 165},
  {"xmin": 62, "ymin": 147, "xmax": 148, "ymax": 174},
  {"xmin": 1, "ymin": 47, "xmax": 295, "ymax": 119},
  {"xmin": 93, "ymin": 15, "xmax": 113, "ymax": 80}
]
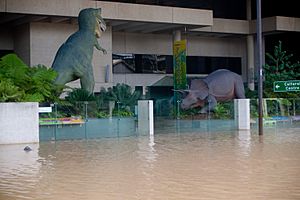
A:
[
  {"xmin": 272, "ymin": 80, "xmax": 300, "ymax": 125},
  {"xmin": 273, "ymin": 80, "xmax": 300, "ymax": 92}
]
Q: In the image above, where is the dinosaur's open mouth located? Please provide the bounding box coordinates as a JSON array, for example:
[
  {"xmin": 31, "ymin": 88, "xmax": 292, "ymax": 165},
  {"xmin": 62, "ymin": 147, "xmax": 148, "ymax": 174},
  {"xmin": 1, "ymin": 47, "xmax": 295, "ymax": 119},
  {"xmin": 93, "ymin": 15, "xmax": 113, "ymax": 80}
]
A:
[
  {"xmin": 181, "ymin": 100, "xmax": 204, "ymax": 110},
  {"xmin": 95, "ymin": 15, "xmax": 106, "ymax": 38}
]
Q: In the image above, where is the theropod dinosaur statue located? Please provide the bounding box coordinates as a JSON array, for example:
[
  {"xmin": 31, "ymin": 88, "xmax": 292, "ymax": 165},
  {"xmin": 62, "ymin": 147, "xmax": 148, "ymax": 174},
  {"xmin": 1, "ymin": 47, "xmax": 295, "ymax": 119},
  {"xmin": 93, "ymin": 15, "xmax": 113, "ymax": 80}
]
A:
[{"xmin": 52, "ymin": 8, "xmax": 107, "ymax": 94}]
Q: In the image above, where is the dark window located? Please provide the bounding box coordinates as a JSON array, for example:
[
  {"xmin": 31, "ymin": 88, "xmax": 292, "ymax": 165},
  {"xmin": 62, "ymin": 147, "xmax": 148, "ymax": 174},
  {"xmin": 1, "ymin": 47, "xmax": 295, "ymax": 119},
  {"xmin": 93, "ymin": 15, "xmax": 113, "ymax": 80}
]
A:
[
  {"xmin": 251, "ymin": 0, "xmax": 300, "ymax": 19},
  {"xmin": 187, "ymin": 56, "xmax": 241, "ymax": 74},
  {"xmin": 0, "ymin": 50, "xmax": 14, "ymax": 58},
  {"xmin": 113, "ymin": 54, "xmax": 173, "ymax": 74},
  {"xmin": 113, "ymin": 53, "xmax": 242, "ymax": 75}
]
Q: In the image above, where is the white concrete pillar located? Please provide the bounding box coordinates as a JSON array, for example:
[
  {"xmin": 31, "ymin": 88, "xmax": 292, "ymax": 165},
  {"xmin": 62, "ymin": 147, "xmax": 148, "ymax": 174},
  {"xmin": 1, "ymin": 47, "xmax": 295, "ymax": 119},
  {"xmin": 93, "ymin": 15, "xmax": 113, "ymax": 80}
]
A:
[
  {"xmin": 234, "ymin": 99, "xmax": 250, "ymax": 130},
  {"xmin": 0, "ymin": 102, "xmax": 39, "ymax": 144},
  {"xmin": 138, "ymin": 100, "xmax": 154, "ymax": 135}
]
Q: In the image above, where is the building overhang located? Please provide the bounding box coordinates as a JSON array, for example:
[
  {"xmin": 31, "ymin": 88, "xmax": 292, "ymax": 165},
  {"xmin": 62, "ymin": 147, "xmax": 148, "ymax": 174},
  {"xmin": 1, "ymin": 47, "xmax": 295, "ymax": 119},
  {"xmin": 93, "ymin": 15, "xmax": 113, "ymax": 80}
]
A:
[
  {"xmin": 1, "ymin": 0, "xmax": 299, "ymax": 36},
  {"xmin": 0, "ymin": 0, "xmax": 213, "ymax": 34},
  {"xmin": 189, "ymin": 18, "xmax": 250, "ymax": 37},
  {"xmin": 189, "ymin": 16, "xmax": 300, "ymax": 38},
  {"xmin": 249, "ymin": 16, "xmax": 300, "ymax": 34}
]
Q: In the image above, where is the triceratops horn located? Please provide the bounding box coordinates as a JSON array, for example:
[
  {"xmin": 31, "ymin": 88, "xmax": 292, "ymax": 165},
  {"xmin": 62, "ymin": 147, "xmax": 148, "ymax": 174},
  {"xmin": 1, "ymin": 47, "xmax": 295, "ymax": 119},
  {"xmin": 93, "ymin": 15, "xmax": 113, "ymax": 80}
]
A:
[{"xmin": 172, "ymin": 89, "xmax": 190, "ymax": 94}]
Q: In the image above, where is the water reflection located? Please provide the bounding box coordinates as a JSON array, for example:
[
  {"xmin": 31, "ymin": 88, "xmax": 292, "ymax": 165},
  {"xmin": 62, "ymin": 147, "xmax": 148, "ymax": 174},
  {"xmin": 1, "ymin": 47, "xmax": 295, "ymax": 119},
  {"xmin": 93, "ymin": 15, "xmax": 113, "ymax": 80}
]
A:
[
  {"xmin": 236, "ymin": 130, "xmax": 251, "ymax": 156},
  {"xmin": 138, "ymin": 135, "xmax": 157, "ymax": 164},
  {"xmin": 1, "ymin": 129, "xmax": 300, "ymax": 200}
]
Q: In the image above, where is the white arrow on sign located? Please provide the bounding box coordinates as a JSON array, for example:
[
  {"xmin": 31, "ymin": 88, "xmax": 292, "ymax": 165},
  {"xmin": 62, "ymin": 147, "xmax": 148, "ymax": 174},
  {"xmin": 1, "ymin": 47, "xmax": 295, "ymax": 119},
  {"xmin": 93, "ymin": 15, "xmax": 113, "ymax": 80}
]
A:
[{"xmin": 275, "ymin": 85, "xmax": 280, "ymax": 89}]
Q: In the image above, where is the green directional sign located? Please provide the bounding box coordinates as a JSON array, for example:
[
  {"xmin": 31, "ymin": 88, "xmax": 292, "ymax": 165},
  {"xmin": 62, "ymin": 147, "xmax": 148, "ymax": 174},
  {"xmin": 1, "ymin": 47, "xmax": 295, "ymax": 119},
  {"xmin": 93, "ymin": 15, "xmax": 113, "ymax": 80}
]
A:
[{"xmin": 273, "ymin": 80, "xmax": 300, "ymax": 92}]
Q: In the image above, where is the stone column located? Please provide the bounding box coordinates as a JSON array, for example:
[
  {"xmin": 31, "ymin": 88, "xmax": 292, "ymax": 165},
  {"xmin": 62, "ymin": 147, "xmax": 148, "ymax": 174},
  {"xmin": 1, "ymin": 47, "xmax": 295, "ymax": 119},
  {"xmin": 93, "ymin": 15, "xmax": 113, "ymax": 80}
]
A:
[
  {"xmin": 173, "ymin": 30, "xmax": 181, "ymax": 42},
  {"xmin": 247, "ymin": 0, "xmax": 255, "ymax": 91}
]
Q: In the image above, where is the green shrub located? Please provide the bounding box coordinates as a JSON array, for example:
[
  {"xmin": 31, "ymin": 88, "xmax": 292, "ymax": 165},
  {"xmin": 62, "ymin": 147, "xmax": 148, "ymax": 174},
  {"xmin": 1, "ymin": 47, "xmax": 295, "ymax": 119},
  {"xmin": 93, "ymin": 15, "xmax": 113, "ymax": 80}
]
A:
[
  {"xmin": 0, "ymin": 54, "xmax": 60, "ymax": 102},
  {"xmin": 0, "ymin": 79, "xmax": 23, "ymax": 102},
  {"xmin": 112, "ymin": 109, "xmax": 134, "ymax": 117},
  {"xmin": 95, "ymin": 111, "xmax": 110, "ymax": 118},
  {"xmin": 65, "ymin": 88, "xmax": 96, "ymax": 104},
  {"xmin": 62, "ymin": 88, "xmax": 96, "ymax": 117},
  {"xmin": 107, "ymin": 83, "xmax": 141, "ymax": 111},
  {"xmin": 213, "ymin": 102, "xmax": 233, "ymax": 119}
]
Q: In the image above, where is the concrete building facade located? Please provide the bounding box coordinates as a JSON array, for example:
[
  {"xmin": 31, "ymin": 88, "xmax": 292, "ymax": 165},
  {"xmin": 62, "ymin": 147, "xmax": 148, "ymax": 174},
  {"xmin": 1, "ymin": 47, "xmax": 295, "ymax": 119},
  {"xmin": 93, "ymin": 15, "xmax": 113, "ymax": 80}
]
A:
[{"xmin": 0, "ymin": 0, "xmax": 299, "ymax": 92}]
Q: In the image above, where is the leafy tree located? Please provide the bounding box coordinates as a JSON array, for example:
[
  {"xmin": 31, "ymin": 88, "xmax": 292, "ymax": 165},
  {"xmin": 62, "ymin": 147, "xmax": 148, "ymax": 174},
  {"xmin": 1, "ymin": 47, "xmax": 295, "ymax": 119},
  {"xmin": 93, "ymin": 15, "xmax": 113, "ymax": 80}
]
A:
[
  {"xmin": 0, "ymin": 54, "xmax": 61, "ymax": 102},
  {"xmin": 263, "ymin": 41, "xmax": 300, "ymax": 116},
  {"xmin": 264, "ymin": 41, "xmax": 300, "ymax": 98}
]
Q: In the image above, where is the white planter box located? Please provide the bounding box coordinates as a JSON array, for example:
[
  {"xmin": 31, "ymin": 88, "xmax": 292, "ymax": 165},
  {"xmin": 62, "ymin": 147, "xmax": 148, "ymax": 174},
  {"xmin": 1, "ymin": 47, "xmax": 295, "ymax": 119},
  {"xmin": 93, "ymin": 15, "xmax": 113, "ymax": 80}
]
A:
[{"xmin": 0, "ymin": 102, "xmax": 39, "ymax": 144}]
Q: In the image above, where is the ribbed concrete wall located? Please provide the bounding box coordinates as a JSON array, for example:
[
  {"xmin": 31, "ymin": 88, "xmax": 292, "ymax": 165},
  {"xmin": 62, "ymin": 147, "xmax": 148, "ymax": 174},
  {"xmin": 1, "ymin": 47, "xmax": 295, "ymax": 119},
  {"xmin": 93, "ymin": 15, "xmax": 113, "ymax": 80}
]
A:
[
  {"xmin": 112, "ymin": 32, "xmax": 247, "ymax": 81},
  {"xmin": 113, "ymin": 32, "xmax": 173, "ymax": 55},
  {"xmin": 113, "ymin": 73, "xmax": 167, "ymax": 88},
  {"xmin": 187, "ymin": 36, "xmax": 246, "ymax": 57},
  {"xmin": 30, "ymin": 22, "xmax": 76, "ymax": 67},
  {"xmin": 112, "ymin": 32, "xmax": 246, "ymax": 57}
]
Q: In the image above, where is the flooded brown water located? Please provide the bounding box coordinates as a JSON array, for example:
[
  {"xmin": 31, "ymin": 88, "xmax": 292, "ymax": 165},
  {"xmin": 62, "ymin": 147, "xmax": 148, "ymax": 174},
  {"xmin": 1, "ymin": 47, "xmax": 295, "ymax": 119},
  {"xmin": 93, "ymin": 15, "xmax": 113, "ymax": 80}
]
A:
[{"xmin": 1, "ymin": 128, "xmax": 300, "ymax": 200}]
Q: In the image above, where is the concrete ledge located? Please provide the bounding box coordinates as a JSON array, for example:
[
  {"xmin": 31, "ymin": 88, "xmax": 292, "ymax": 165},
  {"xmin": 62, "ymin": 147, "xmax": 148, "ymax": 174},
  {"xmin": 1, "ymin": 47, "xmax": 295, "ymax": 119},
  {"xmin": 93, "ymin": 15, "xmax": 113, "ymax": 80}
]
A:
[
  {"xmin": 0, "ymin": 0, "xmax": 5, "ymax": 12},
  {"xmin": 0, "ymin": 102, "xmax": 39, "ymax": 144},
  {"xmin": 249, "ymin": 16, "xmax": 300, "ymax": 34},
  {"xmin": 99, "ymin": 1, "xmax": 213, "ymax": 26},
  {"xmin": 249, "ymin": 17, "xmax": 277, "ymax": 33},
  {"xmin": 276, "ymin": 16, "xmax": 300, "ymax": 32},
  {"xmin": 98, "ymin": 1, "xmax": 173, "ymax": 23},
  {"xmin": 192, "ymin": 18, "xmax": 249, "ymax": 35},
  {"xmin": 5, "ymin": 0, "xmax": 96, "ymax": 16},
  {"xmin": 172, "ymin": 7, "xmax": 212, "ymax": 26},
  {"xmin": 4, "ymin": 0, "xmax": 213, "ymax": 26}
]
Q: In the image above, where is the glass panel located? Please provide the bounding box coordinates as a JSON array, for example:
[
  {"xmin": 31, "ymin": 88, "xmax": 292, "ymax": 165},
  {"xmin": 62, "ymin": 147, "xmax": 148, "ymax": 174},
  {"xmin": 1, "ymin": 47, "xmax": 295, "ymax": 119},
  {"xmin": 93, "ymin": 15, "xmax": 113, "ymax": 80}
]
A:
[
  {"xmin": 249, "ymin": 98, "xmax": 300, "ymax": 128},
  {"xmin": 113, "ymin": 53, "xmax": 242, "ymax": 75},
  {"xmin": 153, "ymin": 96, "xmax": 236, "ymax": 134},
  {"xmin": 39, "ymin": 101, "xmax": 138, "ymax": 141},
  {"xmin": 39, "ymin": 98, "xmax": 300, "ymax": 141}
]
